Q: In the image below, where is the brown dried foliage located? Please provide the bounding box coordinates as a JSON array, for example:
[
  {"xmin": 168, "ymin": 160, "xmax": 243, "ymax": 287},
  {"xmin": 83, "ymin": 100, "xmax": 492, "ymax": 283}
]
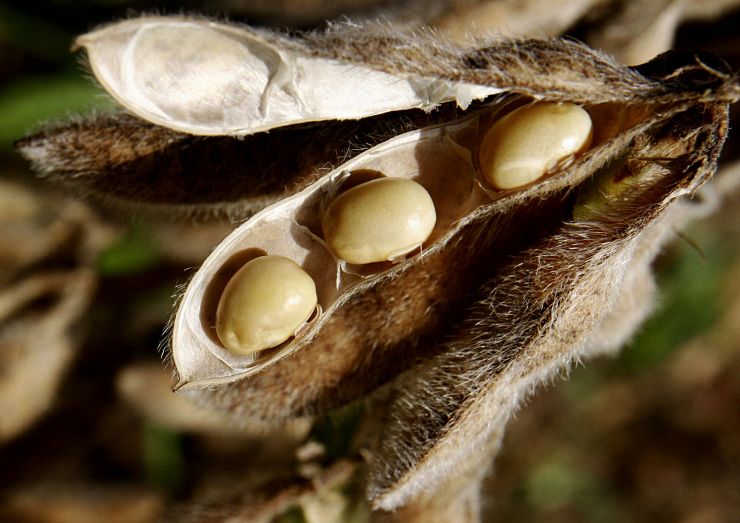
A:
[{"xmin": 0, "ymin": 181, "xmax": 109, "ymax": 443}]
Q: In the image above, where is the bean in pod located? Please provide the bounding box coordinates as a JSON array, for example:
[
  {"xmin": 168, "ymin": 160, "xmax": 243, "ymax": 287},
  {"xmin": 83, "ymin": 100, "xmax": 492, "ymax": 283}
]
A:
[
  {"xmin": 478, "ymin": 101, "xmax": 593, "ymax": 190},
  {"xmin": 322, "ymin": 177, "xmax": 437, "ymax": 265},
  {"xmin": 215, "ymin": 255, "xmax": 317, "ymax": 355}
]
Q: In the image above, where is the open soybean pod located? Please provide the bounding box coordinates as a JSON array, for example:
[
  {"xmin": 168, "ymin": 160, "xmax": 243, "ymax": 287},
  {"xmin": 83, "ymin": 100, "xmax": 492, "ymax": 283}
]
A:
[
  {"xmin": 28, "ymin": 16, "xmax": 739, "ymax": 515},
  {"xmin": 73, "ymin": 16, "xmax": 500, "ymax": 136}
]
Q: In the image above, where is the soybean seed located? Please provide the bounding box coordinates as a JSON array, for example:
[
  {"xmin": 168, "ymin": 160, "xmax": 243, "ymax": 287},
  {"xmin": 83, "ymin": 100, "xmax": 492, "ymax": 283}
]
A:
[
  {"xmin": 479, "ymin": 101, "xmax": 592, "ymax": 190},
  {"xmin": 215, "ymin": 255, "xmax": 317, "ymax": 355},
  {"xmin": 322, "ymin": 177, "xmax": 436, "ymax": 265}
]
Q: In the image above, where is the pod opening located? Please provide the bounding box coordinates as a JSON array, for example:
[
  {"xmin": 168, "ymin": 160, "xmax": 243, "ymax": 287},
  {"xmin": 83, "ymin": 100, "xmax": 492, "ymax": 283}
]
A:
[{"xmin": 174, "ymin": 95, "xmax": 651, "ymax": 387}]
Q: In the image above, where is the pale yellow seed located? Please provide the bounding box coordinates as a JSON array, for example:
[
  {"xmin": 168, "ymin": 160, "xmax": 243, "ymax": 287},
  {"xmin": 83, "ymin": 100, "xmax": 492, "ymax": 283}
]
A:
[
  {"xmin": 322, "ymin": 177, "xmax": 436, "ymax": 265},
  {"xmin": 479, "ymin": 101, "xmax": 593, "ymax": 190},
  {"xmin": 215, "ymin": 255, "xmax": 317, "ymax": 355}
]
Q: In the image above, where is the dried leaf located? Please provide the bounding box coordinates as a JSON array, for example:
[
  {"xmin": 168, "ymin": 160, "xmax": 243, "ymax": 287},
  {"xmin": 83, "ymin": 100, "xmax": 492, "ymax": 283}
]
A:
[
  {"xmin": 0, "ymin": 182, "xmax": 109, "ymax": 443},
  {"xmin": 0, "ymin": 180, "xmax": 97, "ymax": 284},
  {"xmin": 0, "ymin": 270, "xmax": 95, "ymax": 443},
  {"xmin": 300, "ymin": 490, "xmax": 350, "ymax": 523},
  {"xmin": 583, "ymin": 0, "xmax": 691, "ymax": 65},
  {"xmin": 682, "ymin": 0, "xmax": 740, "ymax": 20}
]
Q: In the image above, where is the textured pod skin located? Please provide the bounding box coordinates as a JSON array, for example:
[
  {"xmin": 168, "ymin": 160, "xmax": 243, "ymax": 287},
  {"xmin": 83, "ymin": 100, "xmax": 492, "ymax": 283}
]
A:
[{"xmin": 15, "ymin": 109, "xmax": 458, "ymax": 219}]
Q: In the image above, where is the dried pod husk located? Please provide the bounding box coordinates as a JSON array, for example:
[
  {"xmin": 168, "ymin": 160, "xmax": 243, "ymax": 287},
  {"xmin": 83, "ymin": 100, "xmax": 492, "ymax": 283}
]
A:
[
  {"xmin": 17, "ymin": 10, "xmax": 740, "ymax": 220},
  {"xmin": 72, "ymin": 16, "xmax": 708, "ymax": 138},
  {"xmin": 163, "ymin": 38, "xmax": 735, "ymax": 512},
  {"xmin": 0, "ymin": 180, "xmax": 100, "ymax": 284},
  {"xmin": 16, "ymin": 110, "xmax": 459, "ymax": 219},
  {"xmin": 166, "ymin": 24, "xmax": 736, "ymax": 406},
  {"xmin": 364, "ymin": 101, "xmax": 733, "ymax": 510},
  {"xmin": 73, "ymin": 17, "xmax": 499, "ymax": 137}
]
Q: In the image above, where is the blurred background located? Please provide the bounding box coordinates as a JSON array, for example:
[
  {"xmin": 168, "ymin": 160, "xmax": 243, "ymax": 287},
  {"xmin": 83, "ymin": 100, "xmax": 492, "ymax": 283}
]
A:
[{"xmin": 1, "ymin": 1, "xmax": 739, "ymax": 521}]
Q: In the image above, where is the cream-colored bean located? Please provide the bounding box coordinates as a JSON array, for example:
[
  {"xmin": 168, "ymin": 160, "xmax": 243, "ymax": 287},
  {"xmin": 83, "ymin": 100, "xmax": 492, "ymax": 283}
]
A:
[
  {"xmin": 322, "ymin": 177, "xmax": 436, "ymax": 264},
  {"xmin": 479, "ymin": 101, "xmax": 592, "ymax": 190},
  {"xmin": 215, "ymin": 255, "xmax": 317, "ymax": 355}
]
